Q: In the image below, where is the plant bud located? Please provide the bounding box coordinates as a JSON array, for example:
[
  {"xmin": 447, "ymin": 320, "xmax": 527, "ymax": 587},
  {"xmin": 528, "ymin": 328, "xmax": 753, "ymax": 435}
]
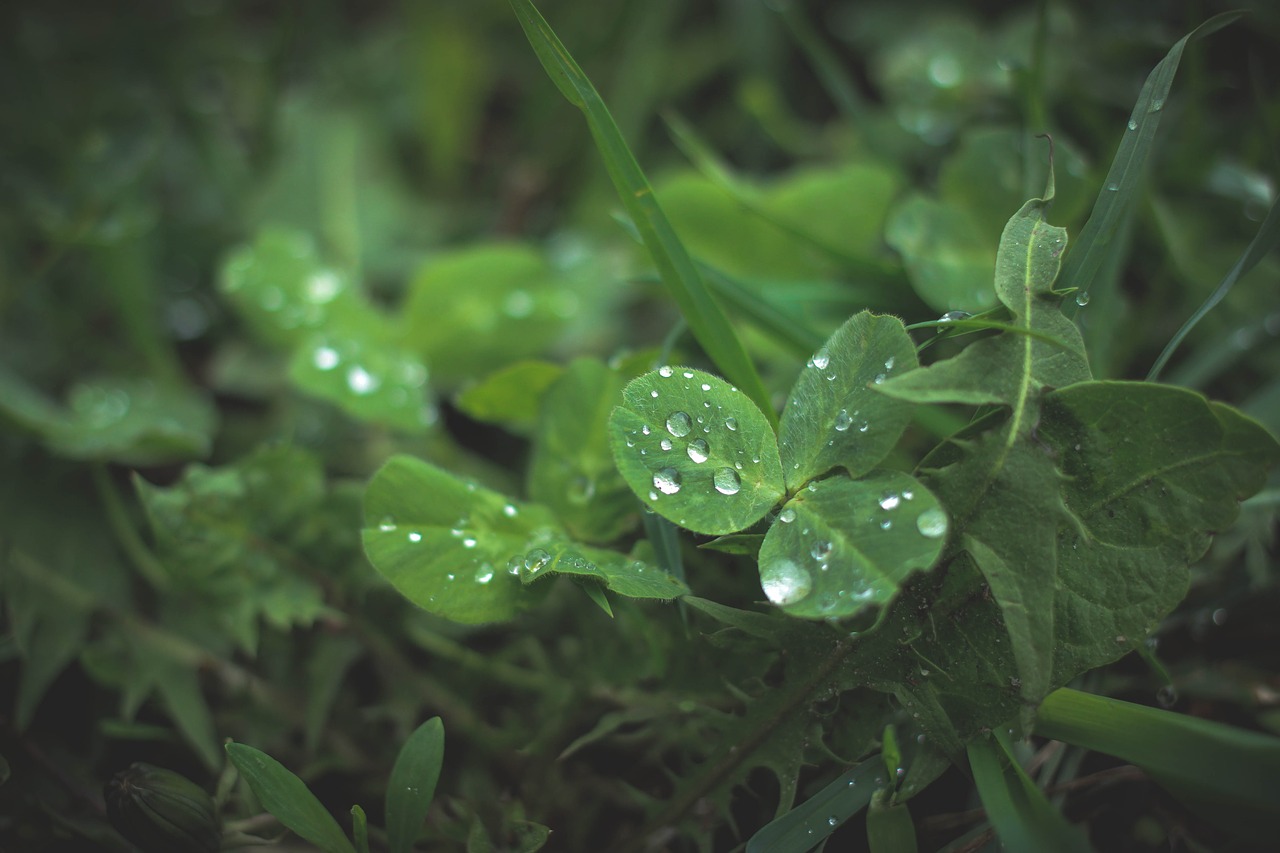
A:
[{"xmin": 105, "ymin": 762, "xmax": 221, "ymax": 853}]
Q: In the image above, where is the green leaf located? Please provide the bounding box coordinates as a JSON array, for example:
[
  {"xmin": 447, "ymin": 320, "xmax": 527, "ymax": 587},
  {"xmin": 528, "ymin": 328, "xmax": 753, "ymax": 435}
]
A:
[
  {"xmin": 1039, "ymin": 381, "xmax": 1280, "ymax": 683},
  {"xmin": 757, "ymin": 472, "xmax": 947, "ymax": 619},
  {"xmin": 456, "ymin": 360, "xmax": 564, "ymax": 433},
  {"xmin": 1036, "ymin": 688, "xmax": 1280, "ymax": 843},
  {"xmin": 288, "ymin": 334, "xmax": 433, "ymax": 433},
  {"xmin": 154, "ymin": 659, "xmax": 221, "ymax": 771},
  {"xmin": 778, "ymin": 311, "xmax": 919, "ymax": 489},
  {"xmin": 609, "ymin": 367, "xmax": 784, "ymax": 535},
  {"xmin": 351, "ymin": 805, "xmax": 370, "ymax": 853},
  {"xmin": 885, "ymin": 193, "xmax": 997, "ymax": 313},
  {"xmin": 515, "ymin": 541, "xmax": 688, "ymax": 600},
  {"xmin": 1057, "ymin": 12, "xmax": 1242, "ymax": 299},
  {"xmin": 225, "ymin": 742, "xmax": 356, "ymax": 853},
  {"xmin": 527, "ymin": 359, "xmax": 636, "ymax": 543},
  {"xmin": 386, "ymin": 717, "xmax": 444, "ymax": 853},
  {"xmin": 746, "ymin": 759, "xmax": 883, "ymax": 853},
  {"xmin": 866, "ymin": 788, "xmax": 919, "ymax": 853},
  {"xmin": 507, "ymin": 0, "xmax": 775, "ymax": 426},
  {"xmin": 362, "ymin": 455, "xmax": 558, "ymax": 624},
  {"xmin": 967, "ymin": 733, "xmax": 1091, "ymax": 853},
  {"xmin": 398, "ymin": 244, "xmax": 576, "ymax": 386}
]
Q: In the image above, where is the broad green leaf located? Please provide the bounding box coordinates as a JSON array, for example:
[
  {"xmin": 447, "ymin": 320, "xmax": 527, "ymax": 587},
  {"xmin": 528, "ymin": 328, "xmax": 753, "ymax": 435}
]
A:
[
  {"xmin": 456, "ymin": 360, "xmax": 564, "ymax": 432},
  {"xmin": 757, "ymin": 472, "xmax": 947, "ymax": 619},
  {"xmin": 967, "ymin": 733, "xmax": 1091, "ymax": 853},
  {"xmin": 610, "ymin": 367, "xmax": 784, "ymax": 535},
  {"xmin": 362, "ymin": 455, "xmax": 558, "ymax": 624},
  {"xmin": 885, "ymin": 193, "xmax": 997, "ymax": 312},
  {"xmin": 398, "ymin": 244, "xmax": 577, "ymax": 386},
  {"xmin": 1058, "ymin": 12, "xmax": 1242, "ymax": 299},
  {"xmin": 288, "ymin": 334, "xmax": 433, "ymax": 433},
  {"xmin": 514, "ymin": 541, "xmax": 688, "ymax": 600},
  {"xmin": 386, "ymin": 717, "xmax": 444, "ymax": 853},
  {"xmin": 1036, "ymin": 688, "xmax": 1280, "ymax": 843},
  {"xmin": 508, "ymin": 0, "xmax": 775, "ymax": 425},
  {"xmin": 225, "ymin": 743, "xmax": 357, "ymax": 853},
  {"xmin": 1039, "ymin": 382, "xmax": 1280, "ymax": 683},
  {"xmin": 220, "ymin": 227, "xmax": 382, "ymax": 349},
  {"xmin": 866, "ymin": 789, "xmax": 919, "ymax": 853},
  {"xmin": 527, "ymin": 359, "xmax": 635, "ymax": 543},
  {"xmin": 778, "ymin": 311, "xmax": 919, "ymax": 489}
]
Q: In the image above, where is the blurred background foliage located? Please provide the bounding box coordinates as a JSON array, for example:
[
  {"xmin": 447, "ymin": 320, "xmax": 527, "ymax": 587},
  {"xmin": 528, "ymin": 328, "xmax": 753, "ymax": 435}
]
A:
[{"xmin": 1, "ymin": 0, "xmax": 1278, "ymax": 850}]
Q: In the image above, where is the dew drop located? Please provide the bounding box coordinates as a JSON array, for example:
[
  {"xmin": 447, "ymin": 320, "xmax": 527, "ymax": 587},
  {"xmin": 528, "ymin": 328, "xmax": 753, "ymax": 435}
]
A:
[
  {"xmin": 808, "ymin": 347, "xmax": 831, "ymax": 370},
  {"xmin": 524, "ymin": 549, "xmax": 550, "ymax": 573},
  {"xmin": 779, "ymin": 507, "xmax": 797, "ymax": 523},
  {"xmin": 462, "ymin": 536, "xmax": 477, "ymax": 548},
  {"xmin": 503, "ymin": 503, "xmax": 519, "ymax": 518},
  {"xmin": 378, "ymin": 516, "xmax": 397, "ymax": 531},
  {"xmin": 714, "ymin": 468, "xmax": 741, "ymax": 495},
  {"xmin": 760, "ymin": 558, "xmax": 813, "ymax": 606},
  {"xmin": 475, "ymin": 565, "xmax": 494, "ymax": 584},
  {"xmin": 650, "ymin": 390, "xmax": 659, "ymax": 398},
  {"xmin": 834, "ymin": 409, "xmax": 853, "ymax": 432},
  {"xmin": 658, "ymin": 365, "xmax": 674, "ymax": 377},
  {"xmin": 811, "ymin": 540, "xmax": 833, "ymax": 561},
  {"xmin": 1075, "ymin": 291, "xmax": 1091, "ymax": 306},
  {"xmin": 1106, "ymin": 182, "xmax": 1119, "ymax": 192},
  {"xmin": 1156, "ymin": 684, "xmax": 1179, "ymax": 708},
  {"xmin": 873, "ymin": 373, "xmax": 887, "ymax": 385},
  {"xmin": 916, "ymin": 508, "xmax": 948, "ymax": 538},
  {"xmin": 653, "ymin": 468, "xmax": 682, "ymax": 494},
  {"xmin": 724, "ymin": 417, "xmax": 737, "ymax": 431},
  {"xmin": 827, "ymin": 816, "xmax": 838, "ymax": 827},
  {"xmin": 701, "ymin": 383, "xmax": 711, "ymax": 391},
  {"xmin": 939, "ymin": 310, "xmax": 971, "ymax": 324},
  {"xmin": 687, "ymin": 439, "xmax": 710, "ymax": 464},
  {"xmin": 660, "ymin": 438, "xmax": 673, "ymax": 451},
  {"xmin": 1127, "ymin": 119, "xmax": 1138, "ymax": 131},
  {"xmin": 1151, "ymin": 98, "xmax": 1164, "ymax": 112},
  {"xmin": 884, "ymin": 356, "xmax": 895, "ymax": 371},
  {"xmin": 666, "ymin": 411, "xmax": 692, "ymax": 437},
  {"xmin": 313, "ymin": 346, "xmax": 340, "ymax": 371},
  {"xmin": 347, "ymin": 365, "xmax": 379, "ymax": 395},
  {"xmin": 879, "ymin": 493, "xmax": 901, "ymax": 510},
  {"xmin": 408, "ymin": 531, "xmax": 422, "ymax": 543},
  {"xmin": 880, "ymin": 519, "xmax": 893, "ymax": 530}
]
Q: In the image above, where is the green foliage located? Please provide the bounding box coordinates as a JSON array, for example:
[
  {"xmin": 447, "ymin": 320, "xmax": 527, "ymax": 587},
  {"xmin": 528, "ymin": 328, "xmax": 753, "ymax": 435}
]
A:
[{"xmin": 4, "ymin": 2, "xmax": 1280, "ymax": 851}]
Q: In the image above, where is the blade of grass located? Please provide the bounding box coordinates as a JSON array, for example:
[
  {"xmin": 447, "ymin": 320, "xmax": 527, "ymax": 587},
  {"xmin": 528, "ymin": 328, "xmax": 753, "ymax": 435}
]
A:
[
  {"xmin": 1035, "ymin": 688, "xmax": 1280, "ymax": 836},
  {"xmin": 746, "ymin": 758, "xmax": 884, "ymax": 853},
  {"xmin": 967, "ymin": 732, "xmax": 1093, "ymax": 853},
  {"xmin": 1057, "ymin": 12, "xmax": 1242, "ymax": 299},
  {"xmin": 508, "ymin": 0, "xmax": 776, "ymax": 428},
  {"xmin": 768, "ymin": 1, "xmax": 867, "ymax": 124},
  {"xmin": 1146, "ymin": 192, "xmax": 1280, "ymax": 380}
]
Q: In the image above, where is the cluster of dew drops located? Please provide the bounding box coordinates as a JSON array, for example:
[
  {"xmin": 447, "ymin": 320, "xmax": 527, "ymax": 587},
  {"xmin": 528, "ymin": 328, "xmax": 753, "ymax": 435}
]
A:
[{"xmin": 624, "ymin": 367, "xmax": 748, "ymax": 501}]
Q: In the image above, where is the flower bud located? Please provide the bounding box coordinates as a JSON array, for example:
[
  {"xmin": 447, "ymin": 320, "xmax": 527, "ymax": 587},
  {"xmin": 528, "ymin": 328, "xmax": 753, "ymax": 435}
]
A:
[{"xmin": 105, "ymin": 762, "xmax": 221, "ymax": 853}]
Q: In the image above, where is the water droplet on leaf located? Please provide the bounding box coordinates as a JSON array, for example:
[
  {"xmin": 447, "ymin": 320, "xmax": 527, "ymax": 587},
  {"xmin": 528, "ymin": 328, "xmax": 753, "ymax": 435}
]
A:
[
  {"xmin": 1075, "ymin": 291, "xmax": 1091, "ymax": 306},
  {"xmin": 760, "ymin": 558, "xmax": 813, "ymax": 606},
  {"xmin": 779, "ymin": 507, "xmax": 796, "ymax": 523},
  {"xmin": 666, "ymin": 411, "xmax": 692, "ymax": 437},
  {"xmin": 687, "ymin": 439, "xmax": 709, "ymax": 464},
  {"xmin": 808, "ymin": 347, "xmax": 831, "ymax": 370},
  {"xmin": 915, "ymin": 508, "xmax": 948, "ymax": 538},
  {"xmin": 879, "ymin": 493, "xmax": 901, "ymax": 510},
  {"xmin": 653, "ymin": 468, "xmax": 682, "ymax": 494},
  {"xmin": 714, "ymin": 468, "xmax": 741, "ymax": 495},
  {"xmin": 834, "ymin": 409, "xmax": 853, "ymax": 432}
]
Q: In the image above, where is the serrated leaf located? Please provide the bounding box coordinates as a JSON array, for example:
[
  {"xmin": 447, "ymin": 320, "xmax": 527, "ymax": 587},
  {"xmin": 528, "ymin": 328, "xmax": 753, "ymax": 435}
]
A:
[
  {"xmin": 757, "ymin": 472, "xmax": 947, "ymax": 619},
  {"xmin": 778, "ymin": 311, "xmax": 918, "ymax": 489},
  {"xmin": 226, "ymin": 743, "xmax": 357, "ymax": 853},
  {"xmin": 362, "ymin": 455, "xmax": 558, "ymax": 624},
  {"xmin": 386, "ymin": 717, "xmax": 444, "ymax": 853},
  {"xmin": 610, "ymin": 367, "xmax": 784, "ymax": 535},
  {"xmin": 527, "ymin": 359, "xmax": 636, "ymax": 543}
]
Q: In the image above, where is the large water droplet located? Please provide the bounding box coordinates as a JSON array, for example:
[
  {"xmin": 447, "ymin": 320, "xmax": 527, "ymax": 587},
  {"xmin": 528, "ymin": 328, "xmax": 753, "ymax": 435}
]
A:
[
  {"xmin": 524, "ymin": 549, "xmax": 550, "ymax": 573},
  {"xmin": 761, "ymin": 559, "xmax": 813, "ymax": 606},
  {"xmin": 779, "ymin": 507, "xmax": 797, "ymax": 523},
  {"xmin": 879, "ymin": 493, "xmax": 901, "ymax": 510},
  {"xmin": 658, "ymin": 365, "xmax": 674, "ymax": 377},
  {"xmin": 666, "ymin": 411, "xmax": 692, "ymax": 437},
  {"xmin": 1075, "ymin": 291, "xmax": 1091, "ymax": 307},
  {"xmin": 475, "ymin": 565, "xmax": 495, "ymax": 584},
  {"xmin": 939, "ymin": 310, "xmax": 971, "ymax": 324},
  {"xmin": 916, "ymin": 508, "xmax": 948, "ymax": 538},
  {"xmin": 714, "ymin": 468, "xmax": 741, "ymax": 495},
  {"xmin": 687, "ymin": 439, "xmax": 709, "ymax": 464},
  {"xmin": 724, "ymin": 417, "xmax": 737, "ymax": 431},
  {"xmin": 834, "ymin": 409, "xmax": 853, "ymax": 432},
  {"xmin": 653, "ymin": 468, "xmax": 682, "ymax": 494},
  {"xmin": 808, "ymin": 347, "xmax": 831, "ymax": 370}
]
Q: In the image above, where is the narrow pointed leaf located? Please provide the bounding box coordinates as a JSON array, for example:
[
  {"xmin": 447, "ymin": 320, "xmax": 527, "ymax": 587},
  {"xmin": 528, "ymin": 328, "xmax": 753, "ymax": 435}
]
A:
[
  {"xmin": 967, "ymin": 734, "xmax": 1092, "ymax": 853},
  {"xmin": 507, "ymin": 0, "xmax": 774, "ymax": 424},
  {"xmin": 386, "ymin": 717, "xmax": 444, "ymax": 853},
  {"xmin": 226, "ymin": 743, "xmax": 357, "ymax": 853}
]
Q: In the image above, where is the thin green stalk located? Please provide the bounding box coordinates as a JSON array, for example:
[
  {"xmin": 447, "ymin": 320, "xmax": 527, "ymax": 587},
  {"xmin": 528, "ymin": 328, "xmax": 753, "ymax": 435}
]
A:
[{"xmin": 92, "ymin": 463, "xmax": 170, "ymax": 590}]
